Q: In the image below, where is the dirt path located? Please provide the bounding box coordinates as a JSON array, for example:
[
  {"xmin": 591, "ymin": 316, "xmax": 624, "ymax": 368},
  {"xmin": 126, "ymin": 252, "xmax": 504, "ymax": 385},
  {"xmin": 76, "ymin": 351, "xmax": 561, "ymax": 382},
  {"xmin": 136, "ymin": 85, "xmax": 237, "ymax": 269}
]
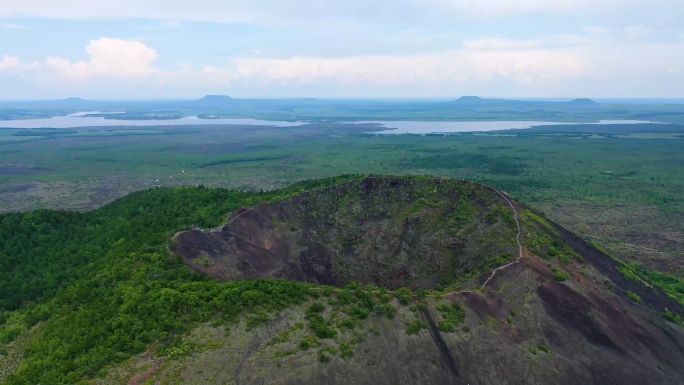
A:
[
  {"xmin": 429, "ymin": 187, "xmax": 524, "ymax": 297},
  {"xmin": 480, "ymin": 189, "xmax": 523, "ymax": 290}
]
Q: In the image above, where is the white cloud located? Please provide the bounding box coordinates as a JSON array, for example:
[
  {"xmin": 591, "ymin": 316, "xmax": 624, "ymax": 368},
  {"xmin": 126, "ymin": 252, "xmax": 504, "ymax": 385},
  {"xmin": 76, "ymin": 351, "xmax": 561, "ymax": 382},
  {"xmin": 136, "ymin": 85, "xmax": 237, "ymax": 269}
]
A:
[
  {"xmin": 4, "ymin": 32, "xmax": 684, "ymax": 98},
  {"xmin": 10, "ymin": 37, "xmax": 585, "ymax": 87},
  {"xmin": 0, "ymin": 55, "xmax": 40, "ymax": 72},
  {"xmin": 0, "ymin": 55, "xmax": 20, "ymax": 70},
  {"xmin": 44, "ymin": 38, "xmax": 158, "ymax": 81},
  {"xmin": 221, "ymin": 49, "xmax": 587, "ymax": 86},
  {"xmin": 0, "ymin": 22, "xmax": 28, "ymax": 30}
]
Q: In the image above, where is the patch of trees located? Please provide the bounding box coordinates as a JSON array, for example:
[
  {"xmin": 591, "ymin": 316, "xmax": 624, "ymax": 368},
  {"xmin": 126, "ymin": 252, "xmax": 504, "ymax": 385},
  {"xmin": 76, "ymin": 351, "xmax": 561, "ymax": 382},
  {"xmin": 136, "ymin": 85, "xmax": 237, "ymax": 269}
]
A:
[{"xmin": 0, "ymin": 175, "xmax": 364, "ymax": 383}]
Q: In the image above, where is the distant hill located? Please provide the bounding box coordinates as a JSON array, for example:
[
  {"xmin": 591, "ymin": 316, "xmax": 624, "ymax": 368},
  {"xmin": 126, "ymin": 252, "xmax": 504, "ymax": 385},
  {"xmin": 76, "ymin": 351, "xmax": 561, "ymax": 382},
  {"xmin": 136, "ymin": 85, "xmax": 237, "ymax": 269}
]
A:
[
  {"xmin": 47, "ymin": 97, "xmax": 90, "ymax": 104},
  {"xmin": 568, "ymin": 98, "xmax": 598, "ymax": 105},
  {"xmin": 195, "ymin": 95, "xmax": 235, "ymax": 106},
  {"xmin": 453, "ymin": 96, "xmax": 485, "ymax": 103}
]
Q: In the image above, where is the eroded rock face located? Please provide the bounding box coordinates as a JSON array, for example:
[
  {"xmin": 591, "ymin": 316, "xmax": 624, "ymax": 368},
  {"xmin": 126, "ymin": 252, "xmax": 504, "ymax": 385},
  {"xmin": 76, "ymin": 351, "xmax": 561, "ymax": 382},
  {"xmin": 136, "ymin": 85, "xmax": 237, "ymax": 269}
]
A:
[{"xmin": 174, "ymin": 177, "xmax": 517, "ymax": 289}]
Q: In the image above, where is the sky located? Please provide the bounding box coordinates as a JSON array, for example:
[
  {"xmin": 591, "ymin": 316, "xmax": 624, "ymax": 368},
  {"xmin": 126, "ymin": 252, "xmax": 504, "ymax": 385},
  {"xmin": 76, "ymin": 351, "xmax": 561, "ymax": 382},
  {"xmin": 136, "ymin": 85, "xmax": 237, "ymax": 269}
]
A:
[{"xmin": 0, "ymin": 0, "xmax": 683, "ymax": 99}]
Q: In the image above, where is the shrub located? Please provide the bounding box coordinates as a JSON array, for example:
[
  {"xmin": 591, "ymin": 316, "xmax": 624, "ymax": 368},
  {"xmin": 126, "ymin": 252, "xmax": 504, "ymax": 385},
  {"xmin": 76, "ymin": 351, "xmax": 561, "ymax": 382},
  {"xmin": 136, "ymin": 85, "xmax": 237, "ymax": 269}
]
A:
[
  {"xmin": 339, "ymin": 343, "xmax": 354, "ymax": 359},
  {"xmin": 386, "ymin": 305, "xmax": 398, "ymax": 318},
  {"xmin": 0, "ymin": 327, "xmax": 23, "ymax": 344},
  {"xmin": 406, "ymin": 319, "xmax": 427, "ymax": 335},
  {"xmin": 339, "ymin": 319, "xmax": 356, "ymax": 330},
  {"xmin": 395, "ymin": 288, "xmax": 413, "ymax": 305},
  {"xmin": 321, "ymin": 286, "xmax": 335, "ymax": 297},
  {"xmin": 336, "ymin": 290, "xmax": 352, "ymax": 306},
  {"xmin": 552, "ymin": 269, "xmax": 570, "ymax": 282},
  {"xmin": 308, "ymin": 302, "xmax": 325, "ymax": 314},
  {"xmin": 437, "ymin": 303, "xmax": 466, "ymax": 331},
  {"xmin": 299, "ymin": 336, "xmax": 320, "ymax": 350},
  {"xmin": 306, "ymin": 313, "xmax": 337, "ymax": 339},
  {"xmin": 438, "ymin": 321, "xmax": 455, "ymax": 333},
  {"xmin": 346, "ymin": 305, "xmax": 370, "ymax": 320}
]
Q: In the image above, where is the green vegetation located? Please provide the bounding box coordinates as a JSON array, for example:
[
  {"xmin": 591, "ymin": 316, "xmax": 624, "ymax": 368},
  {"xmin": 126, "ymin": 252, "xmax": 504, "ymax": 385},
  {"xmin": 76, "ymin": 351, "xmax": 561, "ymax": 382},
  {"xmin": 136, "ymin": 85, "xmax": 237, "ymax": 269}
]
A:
[
  {"xmin": 626, "ymin": 291, "xmax": 643, "ymax": 304},
  {"xmin": 661, "ymin": 309, "xmax": 684, "ymax": 325},
  {"xmin": 299, "ymin": 336, "xmax": 320, "ymax": 351},
  {"xmin": 2, "ymin": 123, "xmax": 683, "ymax": 217},
  {"xmin": 395, "ymin": 288, "xmax": 413, "ymax": 305},
  {"xmin": 0, "ymin": 328, "xmax": 22, "ymax": 345},
  {"xmin": 630, "ymin": 267, "xmax": 684, "ymax": 306},
  {"xmin": 406, "ymin": 319, "xmax": 428, "ymax": 335},
  {"xmin": 2, "ymin": 121, "xmax": 682, "ymax": 300},
  {"xmin": 318, "ymin": 351, "xmax": 332, "ymax": 363},
  {"xmin": 529, "ymin": 344, "xmax": 552, "ymax": 355},
  {"xmin": 437, "ymin": 304, "xmax": 466, "ymax": 333},
  {"xmin": 0, "ymin": 177, "xmax": 365, "ymax": 384},
  {"xmin": 339, "ymin": 343, "xmax": 354, "ymax": 359},
  {"xmin": 1, "ymin": 100, "xmax": 684, "ymax": 382},
  {"xmin": 552, "ymin": 269, "xmax": 570, "ymax": 282},
  {"xmin": 0, "ymin": 162, "xmax": 681, "ymax": 382},
  {"xmin": 306, "ymin": 302, "xmax": 337, "ymax": 340}
]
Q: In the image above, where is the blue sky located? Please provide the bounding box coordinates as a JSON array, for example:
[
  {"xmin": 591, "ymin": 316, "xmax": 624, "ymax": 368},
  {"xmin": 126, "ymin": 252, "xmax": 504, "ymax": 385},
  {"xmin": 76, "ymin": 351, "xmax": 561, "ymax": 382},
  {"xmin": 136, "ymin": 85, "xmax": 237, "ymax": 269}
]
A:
[{"xmin": 1, "ymin": 0, "xmax": 683, "ymax": 99}]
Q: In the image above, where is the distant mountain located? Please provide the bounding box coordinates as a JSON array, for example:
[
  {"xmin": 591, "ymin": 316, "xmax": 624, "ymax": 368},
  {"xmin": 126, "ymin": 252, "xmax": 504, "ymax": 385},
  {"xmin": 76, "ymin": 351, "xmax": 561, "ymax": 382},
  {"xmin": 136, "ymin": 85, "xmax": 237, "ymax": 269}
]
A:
[
  {"xmin": 453, "ymin": 96, "xmax": 485, "ymax": 103},
  {"xmin": 195, "ymin": 95, "xmax": 235, "ymax": 106},
  {"xmin": 568, "ymin": 98, "xmax": 598, "ymax": 105},
  {"xmin": 46, "ymin": 97, "xmax": 91, "ymax": 105}
]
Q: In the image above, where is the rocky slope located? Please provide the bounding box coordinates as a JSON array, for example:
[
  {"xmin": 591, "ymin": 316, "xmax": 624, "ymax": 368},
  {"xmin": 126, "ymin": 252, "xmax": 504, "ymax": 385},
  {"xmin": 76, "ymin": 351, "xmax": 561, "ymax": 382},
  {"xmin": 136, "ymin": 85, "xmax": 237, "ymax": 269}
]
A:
[
  {"xmin": 152, "ymin": 176, "xmax": 684, "ymax": 385},
  {"xmin": 174, "ymin": 177, "xmax": 517, "ymax": 290}
]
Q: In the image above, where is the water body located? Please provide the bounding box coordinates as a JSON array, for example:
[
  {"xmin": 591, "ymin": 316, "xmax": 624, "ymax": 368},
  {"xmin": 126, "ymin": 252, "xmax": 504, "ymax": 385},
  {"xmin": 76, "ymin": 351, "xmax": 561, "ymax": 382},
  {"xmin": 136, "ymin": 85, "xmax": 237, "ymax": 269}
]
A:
[
  {"xmin": 0, "ymin": 114, "xmax": 305, "ymax": 129},
  {"xmin": 0, "ymin": 114, "xmax": 656, "ymax": 133},
  {"xmin": 366, "ymin": 120, "xmax": 658, "ymax": 134}
]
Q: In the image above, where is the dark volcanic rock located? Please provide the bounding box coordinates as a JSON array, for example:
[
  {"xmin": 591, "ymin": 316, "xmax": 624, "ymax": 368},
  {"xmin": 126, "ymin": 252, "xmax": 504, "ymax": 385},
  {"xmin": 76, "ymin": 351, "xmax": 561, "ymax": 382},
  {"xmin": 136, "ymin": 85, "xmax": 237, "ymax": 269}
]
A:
[{"xmin": 175, "ymin": 177, "xmax": 516, "ymax": 289}]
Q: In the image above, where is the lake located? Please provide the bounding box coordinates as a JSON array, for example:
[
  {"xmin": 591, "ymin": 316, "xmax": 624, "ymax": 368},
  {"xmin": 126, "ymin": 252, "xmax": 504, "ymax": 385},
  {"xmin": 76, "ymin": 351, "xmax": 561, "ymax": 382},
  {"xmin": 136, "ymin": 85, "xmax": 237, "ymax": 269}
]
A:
[
  {"xmin": 0, "ymin": 115, "xmax": 306, "ymax": 129},
  {"xmin": 0, "ymin": 114, "xmax": 656, "ymax": 133},
  {"xmin": 365, "ymin": 120, "xmax": 658, "ymax": 134}
]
